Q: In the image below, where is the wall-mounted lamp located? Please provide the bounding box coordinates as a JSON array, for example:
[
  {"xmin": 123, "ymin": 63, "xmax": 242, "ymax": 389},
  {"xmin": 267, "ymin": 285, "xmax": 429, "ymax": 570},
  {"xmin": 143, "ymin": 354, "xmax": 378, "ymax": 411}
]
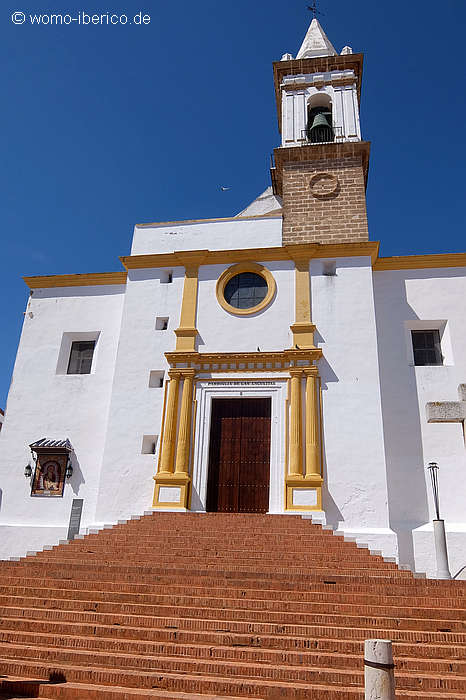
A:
[
  {"xmin": 24, "ymin": 464, "xmax": 32, "ymax": 479},
  {"xmin": 427, "ymin": 461, "xmax": 451, "ymax": 580},
  {"xmin": 65, "ymin": 462, "xmax": 73, "ymax": 479}
]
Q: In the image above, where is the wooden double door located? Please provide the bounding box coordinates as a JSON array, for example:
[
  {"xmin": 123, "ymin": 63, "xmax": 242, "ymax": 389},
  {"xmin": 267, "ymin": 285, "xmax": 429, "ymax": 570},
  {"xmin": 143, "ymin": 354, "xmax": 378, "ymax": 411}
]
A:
[{"xmin": 206, "ymin": 398, "xmax": 271, "ymax": 514}]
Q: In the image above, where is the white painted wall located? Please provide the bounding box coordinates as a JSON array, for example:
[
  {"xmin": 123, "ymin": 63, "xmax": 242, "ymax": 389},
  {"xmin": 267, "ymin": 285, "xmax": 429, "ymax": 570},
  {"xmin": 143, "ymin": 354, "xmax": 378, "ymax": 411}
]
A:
[
  {"xmin": 94, "ymin": 267, "xmax": 185, "ymax": 524},
  {"xmin": 131, "ymin": 216, "xmax": 283, "ymax": 256},
  {"xmin": 374, "ymin": 267, "xmax": 466, "ymax": 577},
  {"xmin": 0, "ymin": 284, "xmax": 125, "ymax": 558},
  {"xmin": 311, "ymin": 256, "xmax": 396, "ymax": 556}
]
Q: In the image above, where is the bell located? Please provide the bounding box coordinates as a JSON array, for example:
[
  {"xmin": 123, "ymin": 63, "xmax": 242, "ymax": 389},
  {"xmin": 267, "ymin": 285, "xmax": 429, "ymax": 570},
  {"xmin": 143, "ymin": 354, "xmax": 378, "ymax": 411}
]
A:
[
  {"xmin": 310, "ymin": 113, "xmax": 330, "ymax": 130},
  {"xmin": 308, "ymin": 112, "xmax": 333, "ymax": 144}
]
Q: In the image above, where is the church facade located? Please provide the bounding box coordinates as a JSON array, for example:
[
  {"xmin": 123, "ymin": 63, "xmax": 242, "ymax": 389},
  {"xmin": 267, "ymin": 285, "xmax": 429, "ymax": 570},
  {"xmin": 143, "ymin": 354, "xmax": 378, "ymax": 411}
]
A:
[{"xmin": 0, "ymin": 20, "xmax": 465, "ymax": 578}]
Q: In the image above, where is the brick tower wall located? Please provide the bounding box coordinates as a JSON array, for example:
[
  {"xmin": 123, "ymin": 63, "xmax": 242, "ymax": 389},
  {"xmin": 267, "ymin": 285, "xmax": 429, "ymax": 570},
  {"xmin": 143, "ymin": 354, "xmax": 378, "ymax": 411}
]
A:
[{"xmin": 281, "ymin": 154, "xmax": 369, "ymax": 246}]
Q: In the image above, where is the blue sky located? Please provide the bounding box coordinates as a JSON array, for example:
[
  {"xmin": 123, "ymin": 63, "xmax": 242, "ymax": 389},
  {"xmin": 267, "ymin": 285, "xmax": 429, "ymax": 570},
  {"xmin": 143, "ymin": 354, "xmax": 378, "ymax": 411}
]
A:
[{"xmin": 1, "ymin": 0, "xmax": 465, "ymax": 407}]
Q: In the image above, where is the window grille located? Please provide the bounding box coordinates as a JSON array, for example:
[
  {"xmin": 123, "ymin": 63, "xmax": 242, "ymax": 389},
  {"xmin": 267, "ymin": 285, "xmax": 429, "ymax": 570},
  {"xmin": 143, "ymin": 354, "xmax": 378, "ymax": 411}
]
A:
[
  {"xmin": 224, "ymin": 272, "xmax": 268, "ymax": 310},
  {"xmin": 411, "ymin": 330, "xmax": 442, "ymax": 366},
  {"xmin": 67, "ymin": 341, "xmax": 96, "ymax": 375}
]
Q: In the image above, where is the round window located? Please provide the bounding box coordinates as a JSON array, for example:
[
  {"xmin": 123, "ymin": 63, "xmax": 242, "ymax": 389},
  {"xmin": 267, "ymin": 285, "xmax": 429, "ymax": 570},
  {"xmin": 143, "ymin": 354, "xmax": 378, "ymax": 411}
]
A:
[
  {"xmin": 216, "ymin": 263, "xmax": 276, "ymax": 316},
  {"xmin": 224, "ymin": 272, "xmax": 268, "ymax": 310}
]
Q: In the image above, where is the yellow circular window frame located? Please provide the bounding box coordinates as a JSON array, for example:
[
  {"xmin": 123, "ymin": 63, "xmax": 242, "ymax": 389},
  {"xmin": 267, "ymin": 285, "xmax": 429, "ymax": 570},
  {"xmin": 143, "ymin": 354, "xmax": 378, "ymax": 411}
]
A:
[{"xmin": 216, "ymin": 262, "xmax": 276, "ymax": 316}]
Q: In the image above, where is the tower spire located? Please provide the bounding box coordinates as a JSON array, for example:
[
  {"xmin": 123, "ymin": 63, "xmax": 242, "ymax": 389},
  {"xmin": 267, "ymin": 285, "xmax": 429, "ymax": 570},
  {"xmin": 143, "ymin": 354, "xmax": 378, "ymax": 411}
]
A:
[{"xmin": 296, "ymin": 17, "xmax": 337, "ymax": 59}]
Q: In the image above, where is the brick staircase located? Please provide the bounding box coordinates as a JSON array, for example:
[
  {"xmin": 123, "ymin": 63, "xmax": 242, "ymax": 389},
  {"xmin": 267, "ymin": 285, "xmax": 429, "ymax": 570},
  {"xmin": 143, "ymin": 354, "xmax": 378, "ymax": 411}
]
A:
[{"xmin": 0, "ymin": 512, "xmax": 464, "ymax": 699}]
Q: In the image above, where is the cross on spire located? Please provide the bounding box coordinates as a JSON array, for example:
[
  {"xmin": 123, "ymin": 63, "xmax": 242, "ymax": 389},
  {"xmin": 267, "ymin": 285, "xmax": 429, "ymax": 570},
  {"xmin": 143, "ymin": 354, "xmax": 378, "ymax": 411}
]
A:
[{"xmin": 307, "ymin": 1, "xmax": 324, "ymax": 19}]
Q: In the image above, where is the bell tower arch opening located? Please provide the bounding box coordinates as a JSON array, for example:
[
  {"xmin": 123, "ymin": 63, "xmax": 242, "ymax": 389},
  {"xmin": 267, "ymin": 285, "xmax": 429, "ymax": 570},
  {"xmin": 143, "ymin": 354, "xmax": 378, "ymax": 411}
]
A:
[{"xmin": 307, "ymin": 93, "xmax": 333, "ymax": 143}]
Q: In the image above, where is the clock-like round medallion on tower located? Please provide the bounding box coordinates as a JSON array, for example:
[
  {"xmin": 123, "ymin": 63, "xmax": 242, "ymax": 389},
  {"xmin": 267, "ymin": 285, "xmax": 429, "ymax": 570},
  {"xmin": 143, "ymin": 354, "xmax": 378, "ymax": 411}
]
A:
[
  {"xmin": 216, "ymin": 262, "xmax": 276, "ymax": 316},
  {"xmin": 309, "ymin": 172, "xmax": 339, "ymax": 199}
]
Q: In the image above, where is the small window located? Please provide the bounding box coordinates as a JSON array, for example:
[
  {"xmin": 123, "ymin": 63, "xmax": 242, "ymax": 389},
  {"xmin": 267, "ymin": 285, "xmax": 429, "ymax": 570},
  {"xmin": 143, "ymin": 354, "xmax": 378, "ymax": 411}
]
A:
[
  {"xmin": 67, "ymin": 341, "xmax": 96, "ymax": 375},
  {"xmin": 411, "ymin": 330, "xmax": 443, "ymax": 366},
  {"xmin": 149, "ymin": 371, "xmax": 165, "ymax": 388},
  {"xmin": 160, "ymin": 270, "xmax": 173, "ymax": 284},
  {"xmin": 155, "ymin": 317, "xmax": 169, "ymax": 330},
  {"xmin": 141, "ymin": 435, "xmax": 158, "ymax": 455},
  {"xmin": 322, "ymin": 260, "xmax": 336, "ymax": 276}
]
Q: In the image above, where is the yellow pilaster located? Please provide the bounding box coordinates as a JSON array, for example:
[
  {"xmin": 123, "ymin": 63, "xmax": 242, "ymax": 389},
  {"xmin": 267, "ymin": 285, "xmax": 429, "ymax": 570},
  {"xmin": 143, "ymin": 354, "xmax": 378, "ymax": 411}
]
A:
[
  {"xmin": 175, "ymin": 253, "xmax": 206, "ymax": 352},
  {"xmin": 288, "ymin": 369, "xmax": 303, "ymax": 477},
  {"xmin": 174, "ymin": 370, "xmax": 195, "ymax": 475},
  {"xmin": 289, "ymin": 254, "xmax": 316, "ymax": 349},
  {"xmin": 158, "ymin": 371, "xmax": 180, "ymax": 475},
  {"xmin": 285, "ymin": 366, "xmax": 323, "ymax": 512},
  {"xmin": 305, "ymin": 369, "xmax": 321, "ymax": 479}
]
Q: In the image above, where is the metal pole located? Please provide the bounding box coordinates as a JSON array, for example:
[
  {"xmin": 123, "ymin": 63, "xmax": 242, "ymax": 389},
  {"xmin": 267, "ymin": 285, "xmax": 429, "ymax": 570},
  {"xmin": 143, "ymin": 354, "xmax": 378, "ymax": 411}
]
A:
[
  {"xmin": 427, "ymin": 462, "xmax": 452, "ymax": 580},
  {"xmin": 364, "ymin": 639, "xmax": 395, "ymax": 700}
]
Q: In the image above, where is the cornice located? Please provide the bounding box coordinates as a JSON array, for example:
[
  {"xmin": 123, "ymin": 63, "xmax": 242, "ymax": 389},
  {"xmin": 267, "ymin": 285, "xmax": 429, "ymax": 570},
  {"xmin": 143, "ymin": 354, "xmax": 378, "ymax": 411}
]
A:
[
  {"xmin": 374, "ymin": 253, "xmax": 466, "ymax": 271},
  {"xmin": 273, "ymin": 53, "xmax": 364, "ymax": 134},
  {"xmin": 135, "ymin": 212, "xmax": 283, "ymax": 228},
  {"xmin": 121, "ymin": 241, "xmax": 379, "ymax": 270},
  {"xmin": 23, "ymin": 247, "xmax": 465, "ymax": 290},
  {"xmin": 165, "ymin": 349, "xmax": 323, "ymax": 372},
  {"xmin": 24, "ymin": 271, "xmax": 127, "ymax": 289}
]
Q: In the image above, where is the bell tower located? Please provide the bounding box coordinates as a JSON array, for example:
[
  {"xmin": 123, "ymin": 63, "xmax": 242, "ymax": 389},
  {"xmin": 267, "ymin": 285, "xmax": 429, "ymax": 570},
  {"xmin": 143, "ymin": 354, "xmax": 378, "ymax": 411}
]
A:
[{"xmin": 271, "ymin": 19, "xmax": 370, "ymax": 246}]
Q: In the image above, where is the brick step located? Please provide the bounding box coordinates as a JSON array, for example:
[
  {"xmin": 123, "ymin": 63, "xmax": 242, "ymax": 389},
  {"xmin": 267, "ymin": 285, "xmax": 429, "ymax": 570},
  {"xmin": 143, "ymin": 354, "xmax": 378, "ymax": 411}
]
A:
[
  {"xmin": 91, "ymin": 524, "xmax": 333, "ymax": 537},
  {"xmin": 38, "ymin": 685, "xmax": 249, "ymax": 700},
  {"xmin": 1, "ymin": 634, "xmax": 464, "ymax": 677},
  {"xmin": 73, "ymin": 537, "xmax": 364, "ymax": 550},
  {"xmin": 37, "ymin": 687, "xmax": 466, "ymax": 700},
  {"xmin": 0, "ymin": 657, "xmax": 364, "ymax": 698},
  {"xmin": 15, "ymin": 552, "xmax": 409, "ymax": 573},
  {"xmin": 1, "ymin": 613, "xmax": 464, "ymax": 650},
  {"xmin": 34, "ymin": 548, "xmax": 394, "ymax": 566},
  {"xmin": 0, "ymin": 576, "xmax": 462, "ymax": 606},
  {"xmin": 0, "ymin": 675, "xmax": 260, "ymax": 700},
  {"xmin": 36, "ymin": 681, "xmax": 354, "ymax": 700},
  {"xmin": 20, "ymin": 557, "xmax": 403, "ymax": 576},
  {"xmin": 52, "ymin": 536, "xmax": 372, "ymax": 549},
  {"xmin": 1, "ymin": 624, "xmax": 463, "ymax": 662},
  {"xmin": 1, "ymin": 587, "xmax": 462, "ymax": 621},
  {"xmin": 0, "ymin": 644, "xmax": 367, "ymax": 686},
  {"xmin": 0, "ymin": 596, "xmax": 462, "ymax": 633},
  {"xmin": 2, "ymin": 599, "xmax": 464, "ymax": 637},
  {"xmin": 76, "ymin": 537, "xmax": 350, "ymax": 549},
  {"xmin": 2, "ymin": 643, "xmax": 465, "ymax": 694},
  {"xmin": 69, "ymin": 531, "xmax": 356, "ymax": 552},
  {"xmin": 1, "ymin": 655, "xmax": 465, "ymax": 697},
  {"xmin": 1, "ymin": 560, "xmax": 415, "ymax": 582},
  {"xmin": 31, "ymin": 552, "xmax": 400, "ymax": 570},
  {"xmin": 0, "ymin": 577, "xmax": 460, "ymax": 608},
  {"xmin": 0, "ymin": 566, "xmax": 427, "ymax": 590},
  {"xmin": 0, "ymin": 569, "xmax": 416, "ymax": 588},
  {"xmin": 1, "ymin": 584, "xmax": 463, "ymax": 614}
]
